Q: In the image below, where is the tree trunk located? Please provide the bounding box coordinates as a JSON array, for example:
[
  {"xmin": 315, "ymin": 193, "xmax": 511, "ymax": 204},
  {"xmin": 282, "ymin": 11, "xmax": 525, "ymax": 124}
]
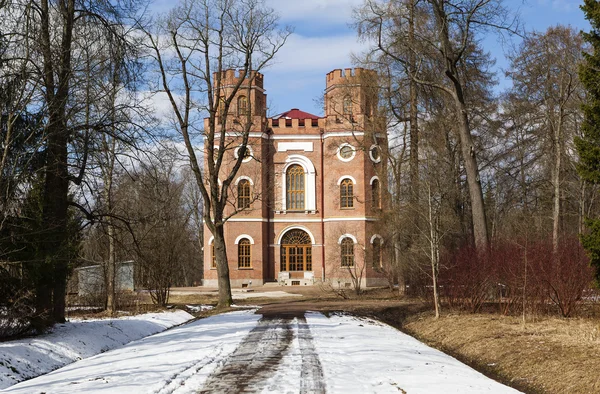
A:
[
  {"xmin": 452, "ymin": 90, "xmax": 489, "ymax": 250},
  {"xmin": 552, "ymin": 115, "xmax": 563, "ymax": 253},
  {"xmin": 213, "ymin": 225, "xmax": 233, "ymax": 307},
  {"xmin": 106, "ymin": 219, "xmax": 116, "ymax": 315},
  {"xmin": 408, "ymin": 0, "xmax": 419, "ymax": 205}
]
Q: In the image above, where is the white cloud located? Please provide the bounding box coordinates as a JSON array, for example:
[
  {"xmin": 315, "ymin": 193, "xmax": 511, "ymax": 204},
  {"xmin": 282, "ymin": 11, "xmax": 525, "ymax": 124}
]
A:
[
  {"xmin": 269, "ymin": 33, "xmax": 369, "ymax": 73},
  {"xmin": 267, "ymin": 0, "xmax": 364, "ymax": 25}
]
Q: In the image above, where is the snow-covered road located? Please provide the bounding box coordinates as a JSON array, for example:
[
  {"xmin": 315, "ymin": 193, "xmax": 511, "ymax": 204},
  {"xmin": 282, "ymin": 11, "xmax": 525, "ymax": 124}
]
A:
[{"xmin": 2, "ymin": 310, "xmax": 521, "ymax": 393}]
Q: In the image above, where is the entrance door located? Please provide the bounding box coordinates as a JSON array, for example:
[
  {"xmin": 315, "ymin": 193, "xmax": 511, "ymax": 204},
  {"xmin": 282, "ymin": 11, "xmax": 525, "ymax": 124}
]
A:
[{"xmin": 280, "ymin": 229, "xmax": 312, "ymax": 272}]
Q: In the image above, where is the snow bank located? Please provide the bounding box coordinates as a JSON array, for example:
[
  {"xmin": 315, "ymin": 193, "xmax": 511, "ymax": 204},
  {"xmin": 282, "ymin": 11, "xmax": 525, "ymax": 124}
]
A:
[
  {"xmin": 0, "ymin": 310, "xmax": 193, "ymax": 390},
  {"xmin": 3, "ymin": 310, "xmax": 260, "ymax": 394}
]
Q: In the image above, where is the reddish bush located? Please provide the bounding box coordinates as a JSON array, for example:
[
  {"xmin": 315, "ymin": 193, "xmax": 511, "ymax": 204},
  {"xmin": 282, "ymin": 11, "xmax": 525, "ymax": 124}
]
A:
[{"xmin": 433, "ymin": 236, "xmax": 594, "ymax": 317}]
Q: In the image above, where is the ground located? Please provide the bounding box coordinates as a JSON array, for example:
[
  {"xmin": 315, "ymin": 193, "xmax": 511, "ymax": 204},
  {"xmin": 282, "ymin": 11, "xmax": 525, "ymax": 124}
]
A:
[
  {"xmin": 3, "ymin": 286, "xmax": 598, "ymax": 393},
  {"xmin": 2, "ymin": 306, "xmax": 520, "ymax": 393}
]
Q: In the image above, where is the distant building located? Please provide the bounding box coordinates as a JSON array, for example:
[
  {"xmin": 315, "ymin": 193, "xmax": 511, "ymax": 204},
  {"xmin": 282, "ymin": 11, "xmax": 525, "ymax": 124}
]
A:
[
  {"xmin": 75, "ymin": 261, "xmax": 135, "ymax": 296},
  {"xmin": 204, "ymin": 68, "xmax": 388, "ymax": 288}
]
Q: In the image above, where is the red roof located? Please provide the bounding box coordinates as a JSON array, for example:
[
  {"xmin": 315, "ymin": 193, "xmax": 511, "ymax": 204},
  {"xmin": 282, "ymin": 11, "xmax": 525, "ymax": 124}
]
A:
[{"xmin": 273, "ymin": 108, "xmax": 321, "ymax": 120}]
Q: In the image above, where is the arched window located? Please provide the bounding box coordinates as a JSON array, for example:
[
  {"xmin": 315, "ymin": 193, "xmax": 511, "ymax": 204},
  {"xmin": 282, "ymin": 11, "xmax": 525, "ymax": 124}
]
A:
[
  {"xmin": 286, "ymin": 164, "xmax": 305, "ymax": 210},
  {"xmin": 218, "ymin": 96, "xmax": 227, "ymax": 123},
  {"xmin": 238, "ymin": 179, "xmax": 251, "ymax": 209},
  {"xmin": 372, "ymin": 237, "xmax": 382, "ymax": 268},
  {"xmin": 238, "ymin": 238, "xmax": 251, "ymax": 268},
  {"xmin": 237, "ymin": 95, "xmax": 248, "ymax": 116},
  {"xmin": 343, "ymin": 96, "xmax": 353, "ymax": 116},
  {"xmin": 371, "ymin": 179, "xmax": 380, "ymax": 209},
  {"xmin": 340, "ymin": 178, "xmax": 354, "ymax": 208},
  {"xmin": 341, "ymin": 237, "xmax": 355, "ymax": 267}
]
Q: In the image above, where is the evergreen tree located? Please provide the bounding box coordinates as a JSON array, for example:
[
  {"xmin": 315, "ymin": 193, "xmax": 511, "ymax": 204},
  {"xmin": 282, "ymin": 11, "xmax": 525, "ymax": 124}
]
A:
[{"xmin": 575, "ymin": 0, "xmax": 600, "ymax": 281}]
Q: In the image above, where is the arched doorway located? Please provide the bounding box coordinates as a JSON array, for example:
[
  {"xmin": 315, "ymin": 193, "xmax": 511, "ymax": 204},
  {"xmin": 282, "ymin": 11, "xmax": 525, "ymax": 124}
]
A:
[{"xmin": 280, "ymin": 229, "xmax": 312, "ymax": 272}]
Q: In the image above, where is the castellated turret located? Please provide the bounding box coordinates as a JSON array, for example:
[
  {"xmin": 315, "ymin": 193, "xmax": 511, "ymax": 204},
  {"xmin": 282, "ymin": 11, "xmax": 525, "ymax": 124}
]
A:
[
  {"xmin": 324, "ymin": 68, "xmax": 380, "ymax": 129},
  {"xmin": 212, "ymin": 69, "xmax": 267, "ymax": 132}
]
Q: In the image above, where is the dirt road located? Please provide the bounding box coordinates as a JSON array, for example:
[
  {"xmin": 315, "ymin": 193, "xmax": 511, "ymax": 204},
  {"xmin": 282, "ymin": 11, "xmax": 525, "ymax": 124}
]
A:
[{"xmin": 199, "ymin": 310, "xmax": 325, "ymax": 393}]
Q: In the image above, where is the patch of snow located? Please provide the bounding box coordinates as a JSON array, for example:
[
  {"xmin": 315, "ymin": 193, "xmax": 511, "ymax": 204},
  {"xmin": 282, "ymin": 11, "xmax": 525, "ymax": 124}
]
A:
[
  {"xmin": 185, "ymin": 305, "xmax": 214, "ymax": 313},
  {"xmin": 0, "ymin": 310, "xmax": 193, "ymax": 390},
  {"xmin": 3, "ymin": 311, "xmax": 521, "ymax": 393},
  {"xmin": 306, "ymin": 312, "xmax": 521, "ymax": 393},
  {"xmin": 3, "ymin": 310, "xmax": 259, "ymax": 394}
]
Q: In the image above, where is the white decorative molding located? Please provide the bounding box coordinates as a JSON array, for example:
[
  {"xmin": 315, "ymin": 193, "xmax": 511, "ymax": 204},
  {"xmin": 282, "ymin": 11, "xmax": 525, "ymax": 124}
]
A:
[
  {"xmin": 277, "ymin": 226, "xmax": 316, "ymax": 244},
  {"xmin": 281, "ymin": 155, "xmax": 317, "ymax": 211},
  {"xmin": 338, "ymin": 233, "xmax": 358, "ymax": 244},
  {"xmin": 277, "ymin": 142, "xmax": 314, "ymax": 152},
  {"xmin": 234, "ymin": 145, "xmax": 253, "ymax": 162},
  {"xmin": 370, "ymin": 234, "xmax": 384, "ymax": 245},
  {"xmin": 370, "ymin": 175, "xmax": 380, "ymax": 185},
  {"xmin": 336, "ymin": 143, "xmax": 356, "ymax": 162},
  {"xmin": 235, "ymin": 176, "xmax": 254, "ymax": 186},
  {"xmin": 204, "ymin": 217, "xmax": 378, "ymax": 223},
  {"xmin": 234, "ymin": 234, "xmax": 255, "ymax": 244},
  {"xmin": 325, "ymin": 131, "xmax": 365, "ymax": 139},
  {"xmin": 369, "ymin": 144, "xmax": 381, "ymax": 163},
  {"xmin": 337, "ymin": 175, "xmax": 357, "ymax": 185}
]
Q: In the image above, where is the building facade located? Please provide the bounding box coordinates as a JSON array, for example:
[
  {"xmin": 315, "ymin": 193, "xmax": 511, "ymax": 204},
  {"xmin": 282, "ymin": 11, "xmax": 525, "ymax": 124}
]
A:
[{"xmin": 203, "ymin": 68, "xmax": 388, "ymax": 288}]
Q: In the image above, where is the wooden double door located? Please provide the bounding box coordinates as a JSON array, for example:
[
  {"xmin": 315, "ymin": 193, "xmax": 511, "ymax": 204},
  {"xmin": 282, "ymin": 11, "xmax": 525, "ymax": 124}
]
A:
[{"xmin": 280, "ymin": 229, "xmax": 312, "ymax": 272}]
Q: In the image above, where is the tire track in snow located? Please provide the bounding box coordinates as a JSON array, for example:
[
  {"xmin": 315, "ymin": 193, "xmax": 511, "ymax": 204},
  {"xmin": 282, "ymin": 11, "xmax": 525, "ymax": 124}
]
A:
[
  {"xmin": 153, "ymin": 343, "xmax": 225, "ymax": 394},
  {"xmin": 297, "ymin": 315, "xmax": 325, "ymax": 394},
  {"xmin": 199, "ymin": 314, "xmax": 325, "ymax": 393}
]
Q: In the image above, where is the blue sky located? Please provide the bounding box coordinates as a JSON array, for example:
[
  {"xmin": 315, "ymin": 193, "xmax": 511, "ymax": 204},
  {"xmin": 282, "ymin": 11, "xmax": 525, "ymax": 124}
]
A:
[{"xmin": 262, "ymin": 0, "xmax": 590, "ymax": 116}]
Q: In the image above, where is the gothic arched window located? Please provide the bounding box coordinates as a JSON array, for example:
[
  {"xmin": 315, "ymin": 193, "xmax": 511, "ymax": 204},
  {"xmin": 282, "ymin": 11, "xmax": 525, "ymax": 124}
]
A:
[
  {"xmin": 371, "ymin": 179, "xmax": 380, "ymax": 209},
  {"xmin": 372, "ymin": 237, "xmax": 382, "ymax": 268},
  {"xmin": 286, "ymin": 164, "xmax": 305, "ymax": 210},
  {"xmin": 343, "ymin": 96, "xmax": 353, "ymax": 116},
  {"xmin": 238, "ymin": 238, "xmax": 251, "ymax": 268},
  {"xmin": 237, "ymin": 95, "xmax": 248, "ymax": 116},
  {"xmin": 238, "ymin": 179, "xmax": 251, "ymax": 209},
  {"xmin": 340, "ymin": 178, "xmax": 354, "ymax": 208},
  {"xmin": 341, "ymin": 237, "xmax": 355, "ymax": 267}
]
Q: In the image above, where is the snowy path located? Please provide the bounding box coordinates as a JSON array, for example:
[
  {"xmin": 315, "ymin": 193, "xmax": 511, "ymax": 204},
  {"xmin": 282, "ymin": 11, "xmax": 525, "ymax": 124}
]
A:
[{"xmin": 2, "ymin": 310, "xmax": 521, "ymax": 394}]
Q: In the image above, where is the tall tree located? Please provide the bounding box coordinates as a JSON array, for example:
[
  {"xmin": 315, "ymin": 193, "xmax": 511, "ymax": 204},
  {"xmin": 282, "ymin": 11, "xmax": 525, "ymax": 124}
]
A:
[
  {"xmin": 507, "ymin": 26, "xmax": 584, "ymax": 252},
  {"xmin": 576, "ymin": 0, "xmax": 600, "ymax": 280},
  {"xmin": 356, "ymin": 0, "xmax": 517, "ymax": 250},
  {"xmin": 0, "ymin": 0, "xmax": 145, "ymax": 326},
  {"xmin": 143, "ymin": 0, "xmax": 290, "ymax": 307}
]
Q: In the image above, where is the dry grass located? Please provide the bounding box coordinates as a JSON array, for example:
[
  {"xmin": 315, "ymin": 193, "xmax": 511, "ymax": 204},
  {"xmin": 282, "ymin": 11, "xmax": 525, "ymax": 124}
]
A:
[{"xmin": 403, "ymin": 312, "xmax": 600, "ymax": 393}]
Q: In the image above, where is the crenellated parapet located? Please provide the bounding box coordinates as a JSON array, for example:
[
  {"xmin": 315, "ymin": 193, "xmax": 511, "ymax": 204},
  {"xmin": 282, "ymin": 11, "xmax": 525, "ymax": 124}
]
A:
[
  {"xmin": 325, "ymin": 68, "xmax": 377, "ymax": 90},
  {"xmin": 268, "ymin": 117, "xmax": 326, "ymax": 134},
  {"xmin": 215, "ymin": 69, "xmax": 264, "ymax": 89}
]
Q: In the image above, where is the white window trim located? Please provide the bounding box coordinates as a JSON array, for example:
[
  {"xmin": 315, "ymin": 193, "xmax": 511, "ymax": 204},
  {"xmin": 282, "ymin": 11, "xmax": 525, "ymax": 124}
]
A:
[
  {"xmin": 234, "ymin": 145, "xmax": 253, "ymax": 162},
  {"xmin": 370, "ymin": 176, "xmax": 380, "ymax": 185},
  {"xmin": 277, "ymin": 226, "xmax": 316, "ymax": 245},
  {"xmin": 281, "ymin": 155, "xmax": 316, "ymax": 211},
  {"xmin": 235, "ymin": 176, "xmax": 254, "ymax": 186},
  {"xmin": 369, "ymin": 144, "xmax": 381, "ymax": 163},
  {"xmin": 235, "ymin": 234, "xmax": 255, "ymax": 245},
  {"xmin": 370, "ymin": 234, "xmax": 384, "ymax": 245},
  {"xmin": 337, "ymin": 175, "xmax": 357, "ymax": 185},
  {"xmin": 338, "ymin": 233, "xmax": 358, "ymax": 244},
  {"xmin": 336, "ymin": 143, "xmax": 356, "ymax": 162}
]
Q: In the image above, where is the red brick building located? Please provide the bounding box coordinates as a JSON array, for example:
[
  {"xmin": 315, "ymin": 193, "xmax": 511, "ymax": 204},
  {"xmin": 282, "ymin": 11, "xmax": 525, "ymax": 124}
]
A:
[{"xmin": 203, "ymin": 68, "xmax": 388, "ymax": 288}]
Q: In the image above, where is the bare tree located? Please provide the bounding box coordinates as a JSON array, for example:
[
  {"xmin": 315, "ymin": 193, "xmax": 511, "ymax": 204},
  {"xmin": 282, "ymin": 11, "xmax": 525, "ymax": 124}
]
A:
[
  {"xmin": 142, "ymin": 0, "xmax": 290, "ymax": 307},
  {"xmin": 356, "ymin": 0, "xmax": 518, "ymax": 250},
  {"xmin": 506, "ymin": 26, "xmax": 584, "ymax": 252}
]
